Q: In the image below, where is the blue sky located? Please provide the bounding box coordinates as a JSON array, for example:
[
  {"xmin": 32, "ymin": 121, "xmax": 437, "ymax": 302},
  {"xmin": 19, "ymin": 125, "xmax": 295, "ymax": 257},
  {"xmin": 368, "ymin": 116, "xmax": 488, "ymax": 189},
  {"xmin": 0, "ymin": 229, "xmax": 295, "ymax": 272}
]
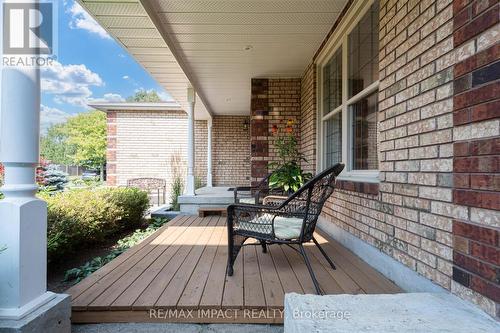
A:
[{"xmin": 40, "ymin": 0, "xmax": 171, "ymax": 132}]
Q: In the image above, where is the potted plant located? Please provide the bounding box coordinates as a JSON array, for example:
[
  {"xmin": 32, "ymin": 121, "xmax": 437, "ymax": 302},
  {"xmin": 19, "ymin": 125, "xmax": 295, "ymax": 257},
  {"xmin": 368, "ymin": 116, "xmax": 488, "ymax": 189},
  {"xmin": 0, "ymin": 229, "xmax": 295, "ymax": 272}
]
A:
[{"xmin": 268, "ymin": 119, "xmax": 312, "ymax": 194}]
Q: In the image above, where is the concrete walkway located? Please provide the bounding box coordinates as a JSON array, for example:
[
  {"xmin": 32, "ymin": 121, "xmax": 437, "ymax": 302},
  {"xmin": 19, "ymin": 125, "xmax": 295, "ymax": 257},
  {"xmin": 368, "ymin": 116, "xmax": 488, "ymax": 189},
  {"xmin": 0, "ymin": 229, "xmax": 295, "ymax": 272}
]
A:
[
  {"xmin": 284, "ymin": 292, "xmax": 499, "ymax": 333},
  {"xmin": 72, "ymin": 323, "xmax": 283, "ymax": 333}
]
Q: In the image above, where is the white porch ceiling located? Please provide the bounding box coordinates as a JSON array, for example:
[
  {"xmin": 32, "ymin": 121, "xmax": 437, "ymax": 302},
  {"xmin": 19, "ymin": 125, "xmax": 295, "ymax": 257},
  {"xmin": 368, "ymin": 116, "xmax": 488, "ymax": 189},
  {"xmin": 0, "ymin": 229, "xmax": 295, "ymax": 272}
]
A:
[{"xmin": 79, "ymin": 0, "xmax": 348, "ymax": 117}]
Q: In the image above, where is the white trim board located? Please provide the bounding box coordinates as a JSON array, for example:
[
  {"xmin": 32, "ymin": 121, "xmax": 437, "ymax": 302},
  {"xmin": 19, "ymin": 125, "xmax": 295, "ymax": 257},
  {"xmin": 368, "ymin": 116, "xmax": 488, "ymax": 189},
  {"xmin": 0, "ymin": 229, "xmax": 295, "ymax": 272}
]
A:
[{"xmin": 317, "ymin": 216, "xmax": 446, "ymax": 293}]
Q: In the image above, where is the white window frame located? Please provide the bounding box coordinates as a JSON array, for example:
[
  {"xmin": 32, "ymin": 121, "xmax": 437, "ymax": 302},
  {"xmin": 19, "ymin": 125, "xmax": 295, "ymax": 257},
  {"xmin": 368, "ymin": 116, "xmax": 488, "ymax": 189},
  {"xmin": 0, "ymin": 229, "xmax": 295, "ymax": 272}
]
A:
[{"xmin": 316, "ymin": 0, "xmax": 380, "ymax": 184}]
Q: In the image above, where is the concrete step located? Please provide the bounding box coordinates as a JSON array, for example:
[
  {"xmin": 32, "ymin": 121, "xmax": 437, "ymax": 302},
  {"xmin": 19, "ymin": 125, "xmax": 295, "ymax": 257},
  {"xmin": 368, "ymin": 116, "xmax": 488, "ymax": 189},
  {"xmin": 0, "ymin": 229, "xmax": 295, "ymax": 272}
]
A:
[{"xmin": 284, "ymin": 292, "xmax": 499, "ymax": 333}]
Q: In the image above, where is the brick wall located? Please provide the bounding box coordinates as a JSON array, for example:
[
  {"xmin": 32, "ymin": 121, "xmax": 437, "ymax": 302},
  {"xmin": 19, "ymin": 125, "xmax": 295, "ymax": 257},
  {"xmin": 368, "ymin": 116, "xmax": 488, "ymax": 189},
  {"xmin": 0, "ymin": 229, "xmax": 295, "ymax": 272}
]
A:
[
  {"xmin": 303, "ymin": 0, "xmax": 499, "ymax": 318},
  {"xmin": 250, "ymin": 78, "xmax": 302, "ymax": 185},
  {"xmin": 106, "ymin": 110, "xmax": 208, "ymax": 197},
  {"xmin": 300, "ymin": 64, "xmax": 317, "ymax": 174},
  {"xmin": 250, "ymin": 79, "xmax": 270, "ymax": 185},
  {"xmin": 451, "ymin": 0, "xmax": 499, "ymax": 316},
  {"xmin": 212, "ymin": 115, "xmax": 251, "ymax": 186},
  {"xmin": 195, "ymin": 120, "xmax": 208, "ymax": 185}
]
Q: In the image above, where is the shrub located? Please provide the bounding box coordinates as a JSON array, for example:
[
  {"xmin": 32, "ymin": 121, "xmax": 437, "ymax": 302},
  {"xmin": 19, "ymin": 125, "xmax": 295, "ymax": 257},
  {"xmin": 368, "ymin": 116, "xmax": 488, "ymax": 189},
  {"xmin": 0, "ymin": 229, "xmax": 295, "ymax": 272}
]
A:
[
  {"xmin": 40, "ymin": 187, "xmax": 149, "ymax": 260},
  {"xmin": 41, "ymin": 165, "xmax": 69, "ymax": 192},
  {"xmin": 64, "ymin": 218, "xmax": 168, "ymax": 283}
]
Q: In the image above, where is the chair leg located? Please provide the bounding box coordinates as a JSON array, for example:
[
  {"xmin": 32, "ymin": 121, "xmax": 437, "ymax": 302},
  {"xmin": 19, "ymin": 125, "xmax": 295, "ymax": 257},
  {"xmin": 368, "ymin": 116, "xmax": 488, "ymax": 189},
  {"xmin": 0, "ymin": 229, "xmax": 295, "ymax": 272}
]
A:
[
  {"xmin": 227, "ymin": 222, "xmax": 234, "ymax": 276},
  {"xmin": 299, "ymin": 245, "xmax": 322, "ymax": 295},
  {"xmin": 260, "ymin": 240, "xmax": 267, "ymax": 253},
  {"xmin": 313, "ymin": 237, "xmax": 336, "ymax": 270}
]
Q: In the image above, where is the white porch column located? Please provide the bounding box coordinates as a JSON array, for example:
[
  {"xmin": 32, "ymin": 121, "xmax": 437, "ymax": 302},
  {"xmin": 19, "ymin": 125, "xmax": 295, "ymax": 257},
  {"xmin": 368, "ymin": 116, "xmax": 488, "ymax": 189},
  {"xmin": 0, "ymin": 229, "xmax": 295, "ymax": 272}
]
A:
[
  {"xmin": 185, "ymin": 87, "xmax": 196, "ymax": 196},
  {"xmin": 206, "ymin": 117, "xmax": 213, "ymax": 187},
  {"xmin": 0, "ymin": 66, "xmax": 55, "ymax": 318}
]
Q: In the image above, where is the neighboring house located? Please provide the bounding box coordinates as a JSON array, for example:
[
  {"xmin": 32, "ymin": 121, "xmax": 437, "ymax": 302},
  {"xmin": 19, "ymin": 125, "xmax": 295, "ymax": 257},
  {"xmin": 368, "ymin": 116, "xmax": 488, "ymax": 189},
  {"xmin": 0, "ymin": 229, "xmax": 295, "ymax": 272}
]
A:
[
  {"xmin": 82, "ymin": 0, "xmax": 499, "ymax": 318},
  {"xmin": 90, "ymin": 102, "xmax": 251, "ymax": 195}
]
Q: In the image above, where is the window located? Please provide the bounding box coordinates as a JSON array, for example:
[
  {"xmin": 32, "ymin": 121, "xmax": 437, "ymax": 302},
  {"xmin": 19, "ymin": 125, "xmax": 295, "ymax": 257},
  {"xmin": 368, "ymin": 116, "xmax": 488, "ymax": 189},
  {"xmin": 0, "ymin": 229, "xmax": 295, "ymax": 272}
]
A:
[
  {"xmin": 323, "ymin": 48, "xmax": 342, "ymax": 115},
  {"xmin": 325, "ymin": 112, "xmax": 342, "ymax": 167},
  {"xmin": 319, "ymin": 0, "xmax": 379, "ymax": 180},
  {"xmin": 348, "ymin": 4, "xmax": 379, "ymax": 98},
  {"xmin": 350, "ymin": 92, "xmax": 378, "ymax": 170}
]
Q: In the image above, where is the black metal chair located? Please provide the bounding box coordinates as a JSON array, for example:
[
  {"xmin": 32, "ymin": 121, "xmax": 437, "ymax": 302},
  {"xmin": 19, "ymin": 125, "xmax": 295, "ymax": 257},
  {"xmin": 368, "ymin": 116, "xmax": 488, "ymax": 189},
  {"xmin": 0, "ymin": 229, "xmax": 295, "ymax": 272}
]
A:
[{"xmin": 226, "ymin": 163, "xmax": 345, "ymax": 294}]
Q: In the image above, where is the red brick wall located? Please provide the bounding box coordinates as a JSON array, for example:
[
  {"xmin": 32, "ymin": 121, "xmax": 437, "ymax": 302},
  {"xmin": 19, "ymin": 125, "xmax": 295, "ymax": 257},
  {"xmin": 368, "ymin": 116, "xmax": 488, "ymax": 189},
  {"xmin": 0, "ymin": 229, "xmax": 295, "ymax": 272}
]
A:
[
  {"xmin": 250, "ymin": 78, "xmax": 302, "ymax": 185},
  {"xmin": 268, "ymin": 78, "xmax": 302, "ymax": 163},
  {"xmin": 451, "ymin": 0, "xmax": 499, "ymax": 312}
]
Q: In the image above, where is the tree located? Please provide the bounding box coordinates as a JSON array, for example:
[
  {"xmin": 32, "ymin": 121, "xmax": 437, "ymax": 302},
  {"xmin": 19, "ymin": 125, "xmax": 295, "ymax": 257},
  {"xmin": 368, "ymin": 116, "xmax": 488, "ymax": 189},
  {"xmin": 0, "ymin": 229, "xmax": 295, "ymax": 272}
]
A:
[
  {"xmin": 41, "ymin": 123, "xmax": 76, "ymax": 165},
  {"xmin": 126, "ymin": 89, "xmax": 162, "ymax": 102},
  {"xmin": 64, "ymin": 110, "xmax": 107, "ymax": 175},
  {"xmin": 41, "ymin": 110, "xmax": 107, "ymax": 178}
]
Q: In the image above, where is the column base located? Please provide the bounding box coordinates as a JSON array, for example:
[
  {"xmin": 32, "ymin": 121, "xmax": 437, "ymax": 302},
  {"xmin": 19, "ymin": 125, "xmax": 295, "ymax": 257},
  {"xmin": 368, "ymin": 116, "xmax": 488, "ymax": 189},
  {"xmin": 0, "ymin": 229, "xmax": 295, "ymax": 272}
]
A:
[
  {"xmin": 0, "ymin": 294, "xmax": 71, "ymax": 333},
  {"xmin": 185, "ymin": 175, "xmax": 196, "ymax": 196},
  {"xmin": 0, "ymin": 292, "xmax": 55, "ymax": 320}
]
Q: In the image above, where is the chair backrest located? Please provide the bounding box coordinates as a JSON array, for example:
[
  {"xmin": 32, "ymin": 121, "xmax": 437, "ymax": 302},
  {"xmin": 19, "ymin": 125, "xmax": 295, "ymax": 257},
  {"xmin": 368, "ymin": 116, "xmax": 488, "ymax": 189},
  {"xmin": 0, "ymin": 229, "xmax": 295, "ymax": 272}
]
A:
[{"xmin": 278, "ymin": 163, "xmax": 345, "ymax": 241}]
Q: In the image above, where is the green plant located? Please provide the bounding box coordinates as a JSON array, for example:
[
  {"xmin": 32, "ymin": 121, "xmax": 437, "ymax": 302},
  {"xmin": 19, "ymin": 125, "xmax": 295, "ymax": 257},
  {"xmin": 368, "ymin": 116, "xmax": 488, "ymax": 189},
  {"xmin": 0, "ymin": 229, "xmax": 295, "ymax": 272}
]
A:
[
  {"xmin": 170, "ymin": 176, "xmax": 183, "ymax": 211},
  {"xmin": 195, "ymin": 176, "xmax": 204, "ymax": 190},
  {"xmin": 39, "ymin": 187, "xmax": 150, "ymax": 260},
  {"xmin": 64, "ymin": 218, "xmax": 168, "ymax": 283},
  {"xmin": 169, "ymin": 152, "xmax": 185, "ymax": 211},
  {"xmin": 269, "ymin": 120, "xmax": 312, "ymax": 193},
  {"xmin": 41, "ymin": 165, "xmax": 69, "ymax": 192},
  {"xmin": 41, "ymin": 111, "xmax": 107, "ymax": 176},
  {"xmin": 68, "ymin": 176, "xmax": 103, "ymax": 188}
]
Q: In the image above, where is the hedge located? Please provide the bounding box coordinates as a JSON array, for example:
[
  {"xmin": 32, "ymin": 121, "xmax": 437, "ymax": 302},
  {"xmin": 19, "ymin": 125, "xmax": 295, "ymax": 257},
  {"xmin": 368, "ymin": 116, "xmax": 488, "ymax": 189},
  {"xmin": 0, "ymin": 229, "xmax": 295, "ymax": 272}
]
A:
[{"xmin": 38, "ymin": 187, "xmax": 149, "ymax": 260}]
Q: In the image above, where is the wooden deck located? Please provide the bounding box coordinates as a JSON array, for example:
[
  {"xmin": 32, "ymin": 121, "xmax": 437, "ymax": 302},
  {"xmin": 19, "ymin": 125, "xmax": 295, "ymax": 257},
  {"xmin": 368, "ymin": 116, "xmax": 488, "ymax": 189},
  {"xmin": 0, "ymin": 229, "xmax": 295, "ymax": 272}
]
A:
[{"xmin": 68, "ymin": 215, "xmax": 402, "ymax": 324}]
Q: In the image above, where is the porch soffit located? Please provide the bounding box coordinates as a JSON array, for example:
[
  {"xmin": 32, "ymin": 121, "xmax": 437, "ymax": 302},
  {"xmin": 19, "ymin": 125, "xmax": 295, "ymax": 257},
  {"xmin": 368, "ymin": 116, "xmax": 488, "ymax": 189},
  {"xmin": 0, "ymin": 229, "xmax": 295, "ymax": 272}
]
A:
[{"xmin": 78, "ymin": 0, "xmax": 348, "ymax": 117}]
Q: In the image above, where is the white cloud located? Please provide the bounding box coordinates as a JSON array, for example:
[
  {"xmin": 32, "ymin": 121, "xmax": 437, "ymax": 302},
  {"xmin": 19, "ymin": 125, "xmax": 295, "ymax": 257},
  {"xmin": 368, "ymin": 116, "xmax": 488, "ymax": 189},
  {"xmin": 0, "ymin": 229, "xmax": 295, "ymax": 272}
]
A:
[
  {"xmin": 68, "ymin": 2, "xmax": 111, "ymax": 39},
  {"xmin": 88, "ymin": 93, "xmax": 125, "ymax": 103},
  {"xmin": 40, "ymin": 105, "xmax": 71, "ymax": 134},
  {"xmin": 41, "ymin": 60, "xmax": 104, "ymax": 107},
  {"xmin": 122, "ymin": 75, "xmax": 129, "ymax": 80},
  {"xmin": 158, "ymin": 91, "xmax": 174, "ymax": 101}
]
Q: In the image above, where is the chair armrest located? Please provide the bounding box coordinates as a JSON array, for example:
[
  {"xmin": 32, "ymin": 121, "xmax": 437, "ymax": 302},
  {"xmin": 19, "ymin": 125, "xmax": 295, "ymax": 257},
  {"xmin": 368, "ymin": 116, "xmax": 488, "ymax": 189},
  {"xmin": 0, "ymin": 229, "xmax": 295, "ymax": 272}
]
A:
[{"xmin": 262, "ymin": 195, "xmax": 288, "ymax": 206}]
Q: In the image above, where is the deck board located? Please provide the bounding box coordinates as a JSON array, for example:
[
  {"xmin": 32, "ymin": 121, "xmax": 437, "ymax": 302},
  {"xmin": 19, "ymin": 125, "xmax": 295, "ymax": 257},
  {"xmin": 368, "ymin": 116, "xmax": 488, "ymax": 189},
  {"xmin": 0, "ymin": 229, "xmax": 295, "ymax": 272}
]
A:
[{"xmin": 68, "ymin": 215, "xmax": 403, "ymax": 324}]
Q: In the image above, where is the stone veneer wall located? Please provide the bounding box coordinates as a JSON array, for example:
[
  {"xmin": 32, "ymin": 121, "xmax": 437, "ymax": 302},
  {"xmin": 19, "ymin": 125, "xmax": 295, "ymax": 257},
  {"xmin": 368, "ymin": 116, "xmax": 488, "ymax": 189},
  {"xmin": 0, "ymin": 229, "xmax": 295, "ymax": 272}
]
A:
[
  {"xmin": 450, "ymin": 0, "xmax": 499, "ymax": 317},
  {"xmin": 106, "ymin": 110, "xmax": 208, "ymax": 194},
  {"xmin": 297, "ymin": 0, "xmax": 498, "ymax": 318},
  {"xmin": 212, "ymin": 115, "xmax": 251, "ymax": 186},
  {"xmin": 250, "ymin": 78, "xmax": 302, "ymax": 185}
]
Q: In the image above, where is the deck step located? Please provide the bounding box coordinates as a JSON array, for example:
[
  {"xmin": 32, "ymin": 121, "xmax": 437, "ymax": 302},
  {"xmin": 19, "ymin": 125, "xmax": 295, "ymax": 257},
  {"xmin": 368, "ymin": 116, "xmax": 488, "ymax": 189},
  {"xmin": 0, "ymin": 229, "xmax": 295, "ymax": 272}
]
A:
[{"xmin": 198, "ymin": 207, "xmax": 228, "ymax": 217}]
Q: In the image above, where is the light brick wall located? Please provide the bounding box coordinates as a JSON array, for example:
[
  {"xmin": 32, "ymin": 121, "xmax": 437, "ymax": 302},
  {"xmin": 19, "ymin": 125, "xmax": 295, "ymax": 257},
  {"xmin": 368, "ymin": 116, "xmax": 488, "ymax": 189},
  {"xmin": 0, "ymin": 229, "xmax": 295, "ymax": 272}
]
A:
[
  {"xmin": 212, "ymin": 115, "xmax": 251, "ymax": 186},
  {"xmin": 300, "ymin": 64, "xmax": 317, "ymax": 174},
  {"xmin": 106, "ymin": 110, "xmax": 207, "ymax": 198}
]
